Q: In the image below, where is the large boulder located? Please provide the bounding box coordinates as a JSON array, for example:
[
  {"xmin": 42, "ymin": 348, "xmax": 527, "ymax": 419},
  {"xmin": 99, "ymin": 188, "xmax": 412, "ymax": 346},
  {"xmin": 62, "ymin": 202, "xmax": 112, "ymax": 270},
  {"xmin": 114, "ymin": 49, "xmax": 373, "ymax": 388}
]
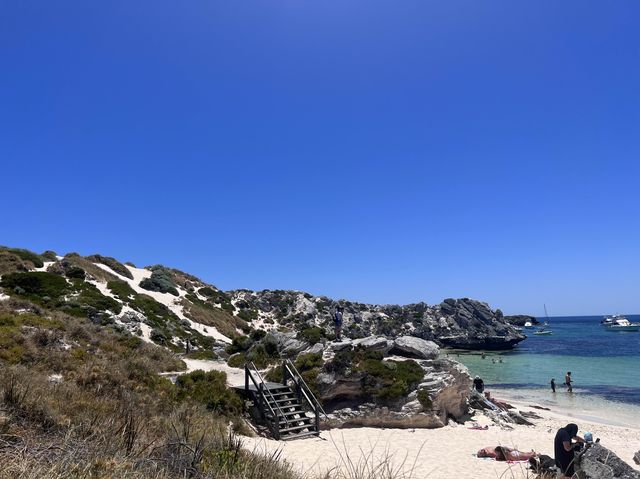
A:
[
  {"xmin": 329, "ymin": 339, "xmax": 353, "ymax": 352},
  {"xmin": 416, "ymin": 358, "xmax": 471, "ymax": 420},
  {"xmin": 352, "ymin": 336, "xmax": 392, "ymax": 354},
  {"xmin": 577, "ymin": 444, "xmax": 640, "ymax": 479},
  {"xmin": 634, "ymin": 450, "xmax": 640, "ymax": 466},
  {"xmin": 391, "ymin": 336, "xmax": 439, "ymax": 359},
  {"xmin": 266, "ymin": 332, "xmax": 307, "ymax": 355}
]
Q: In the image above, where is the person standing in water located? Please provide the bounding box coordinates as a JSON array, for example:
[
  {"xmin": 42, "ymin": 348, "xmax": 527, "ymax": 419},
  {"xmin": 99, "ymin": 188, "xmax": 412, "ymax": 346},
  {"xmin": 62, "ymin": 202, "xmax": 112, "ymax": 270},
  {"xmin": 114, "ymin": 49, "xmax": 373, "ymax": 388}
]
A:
[
  {"xmin": 565, "ymin": 372, "xmax": 573, "ymax": 393},
  {"xmin": 551, "ymin": 378, "xmax": 556, "ymax": 393}
]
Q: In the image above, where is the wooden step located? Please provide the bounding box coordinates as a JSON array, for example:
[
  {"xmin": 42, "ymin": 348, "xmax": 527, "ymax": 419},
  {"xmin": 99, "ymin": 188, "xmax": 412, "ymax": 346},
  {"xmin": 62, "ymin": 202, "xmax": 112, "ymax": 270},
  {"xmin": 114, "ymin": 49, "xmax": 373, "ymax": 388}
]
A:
[
  {"xmin": 280, "ymin": 423, "xmax": 316, "ymax": 434},
  {"xmin": 282, "ymin": 430, "xmax": 321, "ymax": 441},
  {"xmin": 267, "ymin": 397, "xmax": 300, "ymax": 405},
  {"xmin": 268, "ymin": 391, "xmax": 297, "ymax": 398},
  {"xmin": 269, "ymin": 416, "xmax": 314, "ymax": 426}
]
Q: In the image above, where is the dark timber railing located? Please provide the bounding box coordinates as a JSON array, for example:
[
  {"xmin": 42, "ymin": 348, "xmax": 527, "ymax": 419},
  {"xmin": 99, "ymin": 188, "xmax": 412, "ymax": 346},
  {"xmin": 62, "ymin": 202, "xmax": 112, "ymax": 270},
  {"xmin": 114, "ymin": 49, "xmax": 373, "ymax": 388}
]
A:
[
  {"xmin": 282, "ymin": 359, "xmax": 327, "ymax": 434},
  {"xmin": 244, "ymin": 362, "xmax": 290, "ymax": 439}
]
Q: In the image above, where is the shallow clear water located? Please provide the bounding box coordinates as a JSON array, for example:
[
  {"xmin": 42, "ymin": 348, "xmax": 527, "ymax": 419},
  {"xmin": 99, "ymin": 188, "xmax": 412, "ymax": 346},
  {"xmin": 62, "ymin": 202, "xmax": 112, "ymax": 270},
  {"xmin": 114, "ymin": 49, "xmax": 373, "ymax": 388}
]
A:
[{"xmin": 448, "ymin": 315, "xmax": 640, "ymax": 423}]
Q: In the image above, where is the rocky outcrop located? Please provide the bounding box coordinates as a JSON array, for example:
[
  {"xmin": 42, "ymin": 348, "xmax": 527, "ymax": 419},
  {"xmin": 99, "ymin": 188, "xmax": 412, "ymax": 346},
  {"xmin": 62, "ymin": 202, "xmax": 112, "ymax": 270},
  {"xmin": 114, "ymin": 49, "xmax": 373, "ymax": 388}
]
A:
[
  {"xmin": 391, "ymin": 336, "xmax": 439, "ymax": 359},
  {"xmin": 314, "ymin": 336, "xmax": 472, "ymax": 429},
  {"xmin": 576, "ymin": 444, "xmax": 640, "ymax": 479},
  {"xmin": 228, "ymin": 290, "xmax": 526, "ymax": 350},
  {"xmin": 352, "ymin": 336, "xmax": 392, "ymax": 353},
  {"xmin": 634, "ymin": 450, "xmax": 640, "ymax": 466},
  {"xmin": 266, "ymin": 331, "xmax": 307, "ymax": 356}
]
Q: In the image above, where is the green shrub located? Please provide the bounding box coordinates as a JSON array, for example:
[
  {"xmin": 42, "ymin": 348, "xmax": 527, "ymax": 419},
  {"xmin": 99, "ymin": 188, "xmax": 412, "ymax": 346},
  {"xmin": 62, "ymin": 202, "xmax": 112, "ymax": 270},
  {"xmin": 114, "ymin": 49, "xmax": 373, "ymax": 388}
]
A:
[
  {"xmin": 86, "ymin": 254, "xmax": 133, "ymax": 279},
  {"xmin": 64, "ymin": 266, "xmax": 86, "ymax": 279},
  {"xmin": 250, "ymin": 329, "xmax": 266, "ymax": 341},
  {"xmin": 0, "ymin": 272, "xmax": 69, "ymax": 300},
  {"xmin": 237, "ymin": 309, "xmax": 258, "ymax": 322},
  {"xmin": 199, "ymin": 286, "xmax": 217, "ymax": 297},
  {"xmin": 298, "ymin": 326, "xmax": 324, "ymax": 345},
  {"xmin": 0, "ymin": 247, "xmax": 44, "ymax": 268},
  {"xmin": 359, "ymin": 358, "xmax": 424, "ymax": 403},
  {"xmin": 139, "ymin": 267, "xmax": 179, "ymax": 296},
  {"xmin": 417, "ymin": 388, "xmax": 433, "ymax": 410},
  {"xmin": 265, "ymin": 366, "xmax": 283, "ymax": 383},
  {"xmin": 175, "ymin": 370, "xmax": 242, "ymax": 414},
  {"xmin": 107, "ymin": 280, "xmax": 136, "ymax": 302},
  {"xmin": 295, "ymin": 353, "xmax": 323, "ymax": 372},
  {"xmin": 41, "ymin": 250, "xmax": 58, "ymax": 261},
  {"xmin": 226, "ymin": 336, "xmax": 253, "ymax": 355},
  {"xmin": 227, "ymin": 352, "xmax": 246, "ymax": 368},
  {"xmin": 71, "ymin": 281, "xmax": 122, "ymax": 315}
]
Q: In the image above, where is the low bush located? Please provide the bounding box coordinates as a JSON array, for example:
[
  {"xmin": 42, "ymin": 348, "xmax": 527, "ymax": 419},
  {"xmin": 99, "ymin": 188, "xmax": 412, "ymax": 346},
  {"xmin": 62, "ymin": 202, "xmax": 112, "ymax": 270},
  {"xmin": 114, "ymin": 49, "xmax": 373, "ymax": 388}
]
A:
[
  {"xmin": 86, "ymin": 254, "xmax": 134, "ymax": 279},
  {"xmin": 139, "ymin": 267, "xmax": 179, "ymax": 296},
  {"xmin": 359, "ymin": 358, "xmax": 424, "ymax": 403},
  {"xmin": 1, "ymin": 272, "xmax": 69, "ymax": 301},
  {"xmin": 226, "ymin": 336, "xmax": 254, "ymax": 355},
  {"xmin": 295, "ymin": 353, "xmax": 323, "ymax": 372},
  {"xmin": 41, "ymin": 250, "xmax": 58, "ymax": 261},
  {"xmin": 227, "ymin": 352, "xmax": 246, "ymax": 368},
  {"xmin": 298, "ymin": 326, "xmax": 325, "ymax": 345},
  {"xmin": 417, "ymin": 387, "xmax": 433, "ymax": 410},
  {"xmin": 0, "ymin": 247, "xmax": 45, "ymax": 268},
  {"xmin": 107, "ymin": 280, "xmax": 136, "ymax": 302},
  {"xmin": 175, "ymin": 370, "xmax": 242, "ymax": 414}
]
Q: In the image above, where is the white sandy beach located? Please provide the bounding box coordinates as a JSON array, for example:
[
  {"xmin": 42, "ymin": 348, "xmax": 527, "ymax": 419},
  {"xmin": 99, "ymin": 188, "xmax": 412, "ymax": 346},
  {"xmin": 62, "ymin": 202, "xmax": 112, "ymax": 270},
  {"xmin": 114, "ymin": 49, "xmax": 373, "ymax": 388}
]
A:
[
  {"xmin": 242, "ymin": 397, "xmax": 640, "ymax": 479},
  {"xmin": 181, "ymin": 359, "xmax": 640, "ymax": 478}
]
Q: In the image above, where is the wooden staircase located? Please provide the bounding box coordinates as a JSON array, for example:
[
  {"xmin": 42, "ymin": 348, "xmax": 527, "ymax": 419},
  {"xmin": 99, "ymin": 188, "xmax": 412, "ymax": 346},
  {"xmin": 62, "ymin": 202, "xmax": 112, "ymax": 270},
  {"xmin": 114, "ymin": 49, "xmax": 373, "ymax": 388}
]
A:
[{"xmin": 240, "ymin": 361, "xmax": 326, "ymax": 440}]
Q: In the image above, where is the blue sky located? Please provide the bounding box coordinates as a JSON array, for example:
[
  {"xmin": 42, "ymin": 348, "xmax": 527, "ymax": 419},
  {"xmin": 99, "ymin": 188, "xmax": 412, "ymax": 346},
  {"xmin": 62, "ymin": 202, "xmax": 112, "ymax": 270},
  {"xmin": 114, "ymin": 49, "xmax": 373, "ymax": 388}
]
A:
[{"xmin": 2, "ymin": 1, "xmax": 639, "ymax": 316}]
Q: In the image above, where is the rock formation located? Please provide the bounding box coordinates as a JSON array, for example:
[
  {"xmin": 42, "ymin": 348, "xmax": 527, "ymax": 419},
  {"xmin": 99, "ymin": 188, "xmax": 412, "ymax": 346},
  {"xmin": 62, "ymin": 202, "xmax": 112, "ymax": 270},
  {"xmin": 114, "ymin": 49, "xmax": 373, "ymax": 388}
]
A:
[
  {"xmin": 576, "ymin": 444, "xmax": 640, "ymax": 479},
  {"xmin": 303, "ymin": 335, "xmax": 471, "ymax": 429}
]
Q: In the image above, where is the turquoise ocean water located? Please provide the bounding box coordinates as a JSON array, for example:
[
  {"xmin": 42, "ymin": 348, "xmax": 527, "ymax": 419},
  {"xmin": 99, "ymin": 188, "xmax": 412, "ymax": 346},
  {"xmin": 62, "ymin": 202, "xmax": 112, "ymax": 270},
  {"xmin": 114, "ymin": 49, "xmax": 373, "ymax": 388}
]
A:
[{"xmin": 449, "ymin": 315, "xmax": 640, "ymax": 427}]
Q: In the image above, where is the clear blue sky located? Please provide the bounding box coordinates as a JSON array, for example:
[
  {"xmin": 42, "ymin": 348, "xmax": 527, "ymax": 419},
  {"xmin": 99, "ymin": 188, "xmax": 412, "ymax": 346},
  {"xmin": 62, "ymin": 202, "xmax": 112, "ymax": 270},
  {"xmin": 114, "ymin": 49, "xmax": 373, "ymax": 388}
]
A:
[{"xmin": 2, "ymin": 1, "xmax": 639, "ymax": 316}]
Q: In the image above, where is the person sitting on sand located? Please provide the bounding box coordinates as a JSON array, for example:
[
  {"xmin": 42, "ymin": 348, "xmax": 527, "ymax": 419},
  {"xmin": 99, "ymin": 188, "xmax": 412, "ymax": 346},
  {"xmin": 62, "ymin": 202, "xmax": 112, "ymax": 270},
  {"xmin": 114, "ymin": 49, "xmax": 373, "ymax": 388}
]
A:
[
  {"xmin": 477, "ymin": 446, "xmax": 538, "ymax": 462},
  {"xmin": 554, "ymin": 423, "xmax": 585, "ymax": 478}
]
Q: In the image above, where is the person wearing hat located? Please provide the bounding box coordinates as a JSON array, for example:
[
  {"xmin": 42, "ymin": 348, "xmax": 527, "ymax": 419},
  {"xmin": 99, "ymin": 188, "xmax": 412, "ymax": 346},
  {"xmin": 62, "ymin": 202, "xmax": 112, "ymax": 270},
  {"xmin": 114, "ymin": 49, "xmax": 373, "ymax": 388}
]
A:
[
  {"xmin": 554, "ymin": 423, "xmax": 585, "ymax": 478},
  {"xmin": 473, "ymin": 375, "xmax": 485, "ymax": 393}
]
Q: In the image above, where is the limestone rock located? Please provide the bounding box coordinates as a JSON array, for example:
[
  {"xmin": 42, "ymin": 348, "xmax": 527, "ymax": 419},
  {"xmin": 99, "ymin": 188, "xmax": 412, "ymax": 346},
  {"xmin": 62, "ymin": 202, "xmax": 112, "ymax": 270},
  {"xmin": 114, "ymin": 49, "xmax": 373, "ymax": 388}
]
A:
[
  {"xmin": 301, "ymin": 342, "xmax": 324, "ymax": 356},
  {"xmin": 329, "ymin": 339, "xmax": 353, "ymax": 352},
  {"xmin": 391, "ymin": 336, "xmax": 439, "ymax": 359},
  {"xmin": 352, "ymin": 336, "xmax": 392, "ymax": 353},
  {"xmin": 577, "ymin": 444, "xmax": 640, "ymax": 479},
  {"xmin": 267, "ymin": 331, "xmax": 307, "ymax": 355}
]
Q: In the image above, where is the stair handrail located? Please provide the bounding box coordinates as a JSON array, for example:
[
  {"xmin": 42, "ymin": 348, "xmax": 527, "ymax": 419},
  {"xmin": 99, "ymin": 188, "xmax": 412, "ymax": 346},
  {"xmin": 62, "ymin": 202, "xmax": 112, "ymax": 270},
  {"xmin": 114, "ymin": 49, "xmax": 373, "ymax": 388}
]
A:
[
  {"xmin": 246, "ymin": 362, "xmax": 291, "ymax": 434},
  {"xmin": 283, "ymin": 359, "xmax": 328, "ymax": 419}
]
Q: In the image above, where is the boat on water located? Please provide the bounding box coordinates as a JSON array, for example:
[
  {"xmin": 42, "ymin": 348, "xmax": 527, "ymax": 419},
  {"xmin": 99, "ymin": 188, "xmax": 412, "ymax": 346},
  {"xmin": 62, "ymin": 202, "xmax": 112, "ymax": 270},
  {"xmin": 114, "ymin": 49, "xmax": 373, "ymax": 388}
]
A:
[
  {"xmin": 533, "ymin": 327, "xmax": 553, "ymax": 336},
  {"xmin": 524, "ymin": 321, "xmax": 534, "ymax": 328},
  {"xmin": 601, "ymin": 315, "xmax": 640, "ymax": 332}
]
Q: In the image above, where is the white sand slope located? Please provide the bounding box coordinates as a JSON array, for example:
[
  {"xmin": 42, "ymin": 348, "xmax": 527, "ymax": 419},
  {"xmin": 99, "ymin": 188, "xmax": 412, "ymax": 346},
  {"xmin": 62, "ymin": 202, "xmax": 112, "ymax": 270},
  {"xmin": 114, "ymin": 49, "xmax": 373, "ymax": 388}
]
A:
[
  {"xmin": 182, "ymin": 359, "xmax": 245, "ymax": 386},
  {"xmin": 93, "ymin": 263, "xmax": 231, "ymax": 343}
]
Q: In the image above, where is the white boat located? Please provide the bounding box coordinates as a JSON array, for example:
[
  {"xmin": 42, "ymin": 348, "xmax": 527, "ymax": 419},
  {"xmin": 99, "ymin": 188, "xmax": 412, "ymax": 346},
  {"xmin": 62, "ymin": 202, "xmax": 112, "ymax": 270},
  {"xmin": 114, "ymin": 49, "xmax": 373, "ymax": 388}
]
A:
[
  {"xmin": 524, "ymin": 321, "xmax": 534, "ymax": 328},
  {"xmin": 602, "ymin": 315, "xmax": 640, "ymax": 332},
  {"xmin": 534, "ymin": 328, "xmax": 553, "ymax": 336}
]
